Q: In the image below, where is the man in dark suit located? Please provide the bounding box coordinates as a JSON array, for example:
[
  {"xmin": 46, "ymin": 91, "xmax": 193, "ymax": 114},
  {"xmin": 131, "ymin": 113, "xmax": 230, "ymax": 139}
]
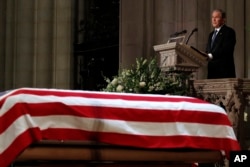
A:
[{"xmin": 206, "ymin": 9, "xmax": 236, "ymax": 79}]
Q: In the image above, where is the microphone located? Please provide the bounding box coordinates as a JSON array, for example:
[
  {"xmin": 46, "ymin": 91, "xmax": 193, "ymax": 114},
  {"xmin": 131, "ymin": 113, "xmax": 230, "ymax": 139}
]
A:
[
  {"xmin": 185, "ymin": 28, "xmax": 198, "ymax": 44},
  {"xmin": 191, "ymin": 28, "xmax": 198, "ymax": 33},
  {"xmin": 170, "ymin": 30, "xmax": 187, "ymax": 37}
]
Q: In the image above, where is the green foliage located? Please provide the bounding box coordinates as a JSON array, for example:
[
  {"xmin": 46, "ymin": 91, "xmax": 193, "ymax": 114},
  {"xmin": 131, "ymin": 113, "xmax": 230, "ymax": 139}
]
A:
[{"xmin": 102, "ymin": 57, "xmax": 191, "ymax": 95}]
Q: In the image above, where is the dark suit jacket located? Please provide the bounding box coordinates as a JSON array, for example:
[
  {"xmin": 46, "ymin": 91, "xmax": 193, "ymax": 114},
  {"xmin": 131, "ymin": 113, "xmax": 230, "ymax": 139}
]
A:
[{"xmin": 206, "ymin": 25, "xmax": 236, "ymax": 79}]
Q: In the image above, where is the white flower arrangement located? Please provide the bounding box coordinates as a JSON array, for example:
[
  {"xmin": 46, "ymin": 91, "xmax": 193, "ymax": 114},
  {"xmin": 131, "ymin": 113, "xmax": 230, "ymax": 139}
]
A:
[{"xmin": 103, "ymin": 57, "xmax": 190, "ymax": 95}]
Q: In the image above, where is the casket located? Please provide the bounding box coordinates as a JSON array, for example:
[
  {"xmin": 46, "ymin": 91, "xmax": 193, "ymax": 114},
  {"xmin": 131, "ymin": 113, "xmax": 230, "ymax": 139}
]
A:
[{"xmin": 0, "ymin": 88, "xmax": 240, "ymax": 166}]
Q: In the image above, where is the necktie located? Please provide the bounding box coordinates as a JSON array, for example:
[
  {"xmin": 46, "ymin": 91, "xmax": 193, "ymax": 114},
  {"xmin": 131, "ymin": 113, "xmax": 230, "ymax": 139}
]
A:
[{"xmin": 211, "ymin": 30, "xmax": 217, "ymax": 47}]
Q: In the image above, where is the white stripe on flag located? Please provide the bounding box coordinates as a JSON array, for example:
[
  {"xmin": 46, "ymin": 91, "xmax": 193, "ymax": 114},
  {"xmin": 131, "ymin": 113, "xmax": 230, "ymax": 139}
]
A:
[
  {"xmin": 0, "ymin": 94, "xmax": 226, "ymax": 116},
  {"xmin": 0, "ymin": 114, "xmax": 237, "ymax": 154}
]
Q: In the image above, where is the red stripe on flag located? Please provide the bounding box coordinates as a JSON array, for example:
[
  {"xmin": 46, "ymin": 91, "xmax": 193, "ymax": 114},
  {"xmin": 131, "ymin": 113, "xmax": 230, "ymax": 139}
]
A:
[
  {"xmin": 0, "ymin": 102, "xmax": 231, "ymax": 134},
  {"xmin": 0, "ymin": 128, "xmax": 41, "ymax": 167},
  {"xmin": 0, "ymin": 88, "xmax": 210, "ymax": 104}
]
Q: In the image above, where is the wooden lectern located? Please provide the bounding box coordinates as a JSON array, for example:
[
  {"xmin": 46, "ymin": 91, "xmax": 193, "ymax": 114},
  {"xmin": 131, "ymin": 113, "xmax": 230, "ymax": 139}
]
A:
[{"xmin": 153, "ymin": 38, "xmax": 208, "ymax": 72}]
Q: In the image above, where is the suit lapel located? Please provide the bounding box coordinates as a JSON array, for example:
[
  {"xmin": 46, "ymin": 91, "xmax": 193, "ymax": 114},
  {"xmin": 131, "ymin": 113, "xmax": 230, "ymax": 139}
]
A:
[{"xmin": 211, "ymin": 25, "xmax": 225, "ymax": 50}]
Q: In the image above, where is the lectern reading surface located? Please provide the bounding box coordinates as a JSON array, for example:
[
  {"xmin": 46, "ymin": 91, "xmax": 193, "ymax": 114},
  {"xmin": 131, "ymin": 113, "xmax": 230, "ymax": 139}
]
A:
[{"xmin": 153, "ymin": 37, "xmax": 208, "ymax": 72}]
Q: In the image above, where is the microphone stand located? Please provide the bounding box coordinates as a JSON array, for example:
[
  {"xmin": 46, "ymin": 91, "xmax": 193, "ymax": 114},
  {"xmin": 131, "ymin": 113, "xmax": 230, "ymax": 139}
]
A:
[
  {"xmin": 185, "ymin": 28, "xmax": 198, "ymax": 44},
  {"xmin": 170, "ymin": 30, "xmax": 187, "ymax": 38}
]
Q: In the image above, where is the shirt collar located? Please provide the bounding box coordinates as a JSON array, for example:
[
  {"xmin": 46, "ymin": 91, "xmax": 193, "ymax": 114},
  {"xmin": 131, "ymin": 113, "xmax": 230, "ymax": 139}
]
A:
[{"xmin": 215, "ymin": 25, "xmax": 224, "ymax": 32}]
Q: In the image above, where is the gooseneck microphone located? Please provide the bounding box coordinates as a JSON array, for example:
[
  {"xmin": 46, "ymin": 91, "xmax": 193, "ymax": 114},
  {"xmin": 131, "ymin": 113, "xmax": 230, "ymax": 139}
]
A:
[
  {"xmin": 170, "ymin": 30, "xmax": 187, "ymax": 37},
  {"xmin": 185, "ymin": 28, "xmax": 198, "ymax": 44}
]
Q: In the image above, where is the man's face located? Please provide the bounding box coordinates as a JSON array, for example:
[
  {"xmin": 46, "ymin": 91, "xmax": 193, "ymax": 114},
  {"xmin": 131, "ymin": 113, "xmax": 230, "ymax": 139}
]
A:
[{"xmin": 211, "ymin": 11, "xmax": 225, "ymax": 28}]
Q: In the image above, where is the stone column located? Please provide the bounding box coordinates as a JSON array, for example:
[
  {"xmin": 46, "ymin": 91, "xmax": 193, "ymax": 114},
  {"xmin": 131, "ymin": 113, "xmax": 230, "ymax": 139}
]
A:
[
  {"xmin": 0, "ymin": 0, "xmax": 7, "ymax": 90},
  {"xmin": 119, "ymin": 0, "xmax": 146, "ymax": 69},
  {"xmin": 120, "ymin": 0, "xmax": 181, "ymax": 69},
  {"xmin": 153, "ymin": 0, "xmax": 175, "ymax": 44},
  {"xmin": 33, "ymin": 0, "xmax": 54, "ymax": 88},
  {"xmin": 225, "ymin": 0, "xmax": 245, "ymax": 78},
  {"xmin": 245, "ymin": 0, "xmax": 250, "ymax": 78},
  {"xmin": 0, "ymin": 0, "xmax": 74, "ymax": 91},
  {"xmin": 51, "ymin": 0, "xmax": 74, "ymax": 88}
]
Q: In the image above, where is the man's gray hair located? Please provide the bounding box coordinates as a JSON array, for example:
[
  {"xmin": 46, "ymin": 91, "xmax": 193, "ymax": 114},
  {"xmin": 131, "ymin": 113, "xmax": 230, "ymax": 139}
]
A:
[{"xmin": 213, "ymin": 9, "xmax": 226, "ymax": 18}]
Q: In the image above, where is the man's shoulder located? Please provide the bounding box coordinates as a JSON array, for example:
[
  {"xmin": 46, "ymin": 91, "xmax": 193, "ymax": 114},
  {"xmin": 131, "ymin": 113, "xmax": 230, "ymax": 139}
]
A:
[{"xmin": 221, "ymin": 25, "xmax": 235, "ymax": 33}]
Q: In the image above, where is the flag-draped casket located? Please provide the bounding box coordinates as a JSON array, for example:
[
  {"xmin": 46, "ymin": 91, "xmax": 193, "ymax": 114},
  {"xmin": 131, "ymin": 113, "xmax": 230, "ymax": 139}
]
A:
[{"xmin": 0, "ymin": 88, "xmax": 240, "ymax": 166}]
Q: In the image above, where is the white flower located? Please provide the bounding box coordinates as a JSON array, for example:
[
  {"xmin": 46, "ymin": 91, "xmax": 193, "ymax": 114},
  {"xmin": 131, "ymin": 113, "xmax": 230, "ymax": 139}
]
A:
[
  {"xmin": 154, "ymin": 82, "xmax": 161, "ymax": 87},
  {"xmin": 105, "ymin": 78, "xmax": 111, "ymax": 83},
  {"xmin": 116, "ymin": 85, "xmax": 124, "ymax": 92},
  {"xmin": 148, "ymin": 86, "xmax": 154, "ymax": 91},
  {"xmin": 139, "ymin": 82, "xmax": 146, "ymax": 87},
  {"xmin": 121, "ymin": 70, "xmax": 128, "ymax": 77},
  {"xmin": 142, "ymin": 59, "xmax": 147, "ymax": 65},
  {"xmin": 107, "ymin": 84, "xmax": 113, "ymax": 89},
  {"xmin": 111, "ymin": 78, "xmax": 118, "ymax": 85}
]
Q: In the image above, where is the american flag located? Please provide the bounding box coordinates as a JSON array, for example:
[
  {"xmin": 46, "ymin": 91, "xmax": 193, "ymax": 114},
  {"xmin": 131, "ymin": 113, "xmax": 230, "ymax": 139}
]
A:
[{"xmin": 0, "ymin": 88, "xmax": 240, "ymax": 166}]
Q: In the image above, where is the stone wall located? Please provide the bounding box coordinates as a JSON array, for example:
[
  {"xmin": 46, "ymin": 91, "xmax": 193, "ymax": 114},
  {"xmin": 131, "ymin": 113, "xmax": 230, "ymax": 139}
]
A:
[{"xmin": 0, "ymin": 0, "xmax": 74, "ymax": 90}]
